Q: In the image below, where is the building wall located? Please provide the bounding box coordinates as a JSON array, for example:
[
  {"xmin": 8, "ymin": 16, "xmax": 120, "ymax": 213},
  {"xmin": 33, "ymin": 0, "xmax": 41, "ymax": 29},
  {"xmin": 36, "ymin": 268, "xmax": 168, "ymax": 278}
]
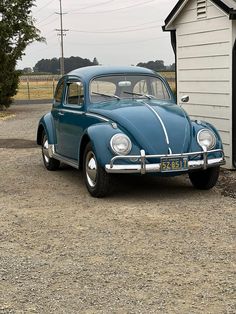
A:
[{"xmin": 174, "ymin": 0, "xmax": 232, "ymax": 167}]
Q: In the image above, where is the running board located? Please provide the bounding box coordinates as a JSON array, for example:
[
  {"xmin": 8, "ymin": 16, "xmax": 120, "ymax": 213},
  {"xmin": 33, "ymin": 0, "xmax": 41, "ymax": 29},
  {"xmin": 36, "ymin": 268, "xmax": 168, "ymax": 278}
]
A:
[{"xmin": 53, "ymin": 153, "xmax": 79, "ymax": 169}]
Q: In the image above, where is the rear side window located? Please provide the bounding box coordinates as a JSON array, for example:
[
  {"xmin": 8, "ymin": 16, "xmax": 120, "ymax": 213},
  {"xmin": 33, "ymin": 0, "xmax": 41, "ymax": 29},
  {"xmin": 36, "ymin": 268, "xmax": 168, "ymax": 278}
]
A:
[
  {"xmin": 54, "ymin": 80, "xmax": 65, "ymax": 103},
  {"xmin": 66, "ymin": 81, "xmax": 84, "ymax": 106}
]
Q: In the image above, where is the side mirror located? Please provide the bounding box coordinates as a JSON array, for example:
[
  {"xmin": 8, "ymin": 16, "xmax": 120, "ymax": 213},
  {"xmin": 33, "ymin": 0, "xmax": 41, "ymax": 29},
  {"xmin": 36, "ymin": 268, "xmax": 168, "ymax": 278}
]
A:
[{"xmin": 181, "ymin": 95, "xmax": 189, "ymax": 103}]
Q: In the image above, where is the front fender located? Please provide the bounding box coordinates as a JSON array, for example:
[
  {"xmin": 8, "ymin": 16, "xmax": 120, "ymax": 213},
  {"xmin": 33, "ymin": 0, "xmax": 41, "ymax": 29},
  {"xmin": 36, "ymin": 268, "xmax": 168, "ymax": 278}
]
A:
[
  {"xmin": 37, "ymin": 113, "xmax": 56, "ymax": 145},
  {"xmin": 83, "ymin": 123, "xmax": 118, "ymax": 167},
  {"xmin": 190, "ymin": 120, "xmax": 224, "ymax": 155}
]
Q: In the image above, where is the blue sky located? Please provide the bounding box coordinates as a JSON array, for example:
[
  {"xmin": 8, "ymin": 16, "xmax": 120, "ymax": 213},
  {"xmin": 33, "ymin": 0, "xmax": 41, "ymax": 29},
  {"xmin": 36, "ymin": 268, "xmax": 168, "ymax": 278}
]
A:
[{"xmin": 18, "ymin": 0, "xmax": 178, "ymax": 69}]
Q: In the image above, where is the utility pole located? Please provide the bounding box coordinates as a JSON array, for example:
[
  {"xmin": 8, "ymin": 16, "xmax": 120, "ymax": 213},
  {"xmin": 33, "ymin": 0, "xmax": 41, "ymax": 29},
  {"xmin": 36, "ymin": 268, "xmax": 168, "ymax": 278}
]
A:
[{"xmin": 55, "ymin": 0, "xmax": 68, "ymax": 76}]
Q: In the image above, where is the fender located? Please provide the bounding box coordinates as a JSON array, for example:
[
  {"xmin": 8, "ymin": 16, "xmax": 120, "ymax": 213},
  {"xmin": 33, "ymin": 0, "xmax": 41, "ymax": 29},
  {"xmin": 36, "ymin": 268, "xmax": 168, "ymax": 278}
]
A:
[
  {"xmin": 81, "ymin": 123, "xmax": 118, "ymax": 167},
  {"xmin": 37, "ymin": 113, "xmax": 57, "ymax": 145},
  {"xmin": 190, "ymin": 120, "xmax": 223, "ymax": 154}
]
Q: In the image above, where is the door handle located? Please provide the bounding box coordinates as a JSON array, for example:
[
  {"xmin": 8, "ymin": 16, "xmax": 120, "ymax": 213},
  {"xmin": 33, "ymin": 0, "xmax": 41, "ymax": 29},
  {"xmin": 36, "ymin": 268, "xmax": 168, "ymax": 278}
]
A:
[{"xmin": 58, "ymin": 112, "xmax": 64, "ymax": 116}]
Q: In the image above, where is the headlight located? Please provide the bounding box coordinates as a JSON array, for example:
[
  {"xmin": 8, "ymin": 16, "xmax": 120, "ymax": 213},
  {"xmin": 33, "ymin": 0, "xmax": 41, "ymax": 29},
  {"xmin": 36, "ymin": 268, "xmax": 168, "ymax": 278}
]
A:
[
  {"xmin": 197, "ymin": 129, "xmax": 216, "ymax": 150},
  {"xmin": 110, "ymin": 133, "xmax": 132, "ymax": 155}
]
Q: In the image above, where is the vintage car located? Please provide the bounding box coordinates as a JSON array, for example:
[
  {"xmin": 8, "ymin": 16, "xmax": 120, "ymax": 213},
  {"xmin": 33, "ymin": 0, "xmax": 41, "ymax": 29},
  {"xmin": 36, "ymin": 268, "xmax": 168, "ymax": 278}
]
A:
[{"xmin": 37, "ymin": 66, "xmax": 225, "ymax": 197}]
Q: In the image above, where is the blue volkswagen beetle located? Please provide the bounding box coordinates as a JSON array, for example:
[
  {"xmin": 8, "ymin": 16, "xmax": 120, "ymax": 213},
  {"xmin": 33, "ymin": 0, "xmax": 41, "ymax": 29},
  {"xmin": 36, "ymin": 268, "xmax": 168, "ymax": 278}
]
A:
[{"xmin": 37, "ymin": 66, "xmax": 225, "ymax": 197}]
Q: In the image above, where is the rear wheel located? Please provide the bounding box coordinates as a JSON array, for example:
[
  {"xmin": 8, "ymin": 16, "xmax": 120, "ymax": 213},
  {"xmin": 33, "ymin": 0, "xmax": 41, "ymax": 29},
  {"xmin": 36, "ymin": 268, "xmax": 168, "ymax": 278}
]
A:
[
  {"xmin": 41, "ymin": 131, "xmax": 60, "ymax": 171},
  {"xmin": 189, "ymin": 166, "xmax": 220, "ymax": 190},
  {"xmin": 83, "ymin": 142, "xmax": 111, "ymax": 197}
]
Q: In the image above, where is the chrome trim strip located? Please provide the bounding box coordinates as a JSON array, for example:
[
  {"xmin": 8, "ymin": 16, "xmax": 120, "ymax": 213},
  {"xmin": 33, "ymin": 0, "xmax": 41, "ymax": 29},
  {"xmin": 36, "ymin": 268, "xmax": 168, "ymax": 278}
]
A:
[
  {"xmin": 61, "ymin": 109, "xmax": 84, "ymax": 115},
  {"xmin": 105, "ymin": 148, "xmax": 225, "ymax": 174},
  {"xmin": 142, "ymin": 101, "xmax": 170, "ymax": 145},
  {"xmin": 53, "ymin": 153, "xmax": 79, "ymax": 169},
  {"xmin": 86, "ymin": 112, "xmax": 110, "ymax": 122}
]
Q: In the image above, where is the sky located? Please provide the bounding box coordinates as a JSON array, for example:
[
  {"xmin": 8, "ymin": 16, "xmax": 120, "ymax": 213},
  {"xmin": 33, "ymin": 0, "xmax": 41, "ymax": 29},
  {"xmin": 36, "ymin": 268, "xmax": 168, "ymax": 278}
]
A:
[{"xmin": 17, "ymin": 0, "xmax": 179, "ymax": 70}]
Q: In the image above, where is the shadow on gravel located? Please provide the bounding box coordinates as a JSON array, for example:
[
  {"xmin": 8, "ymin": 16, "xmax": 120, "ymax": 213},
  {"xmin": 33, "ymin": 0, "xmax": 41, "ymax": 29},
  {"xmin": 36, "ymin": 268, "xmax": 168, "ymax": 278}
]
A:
[{"xmin": 0, "ymin": 138, "xmax": 38, "ymax": 149}]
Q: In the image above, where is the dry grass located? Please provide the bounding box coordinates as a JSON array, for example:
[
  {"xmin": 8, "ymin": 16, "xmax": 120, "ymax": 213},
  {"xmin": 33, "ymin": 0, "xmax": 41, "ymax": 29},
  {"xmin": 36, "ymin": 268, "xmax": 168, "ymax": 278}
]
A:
[
  {"xmin": 15, "ymin": 80, "xmax": 58, "ymax": 100},
  {"xmin": 0, "ymin": 111, "xmax": 15, "ymax": 121}
]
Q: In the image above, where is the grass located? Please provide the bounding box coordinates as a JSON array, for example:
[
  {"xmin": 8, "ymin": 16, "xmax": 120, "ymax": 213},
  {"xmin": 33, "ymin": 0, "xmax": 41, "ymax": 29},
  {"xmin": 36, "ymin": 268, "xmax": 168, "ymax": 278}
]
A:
[
  {"xmin": 15, "ymin": 80, "xmax": 58, "ymax": 100},
  {"xmin": 0, "ymin": 111, "xmax": 15, "ymax": 121}
]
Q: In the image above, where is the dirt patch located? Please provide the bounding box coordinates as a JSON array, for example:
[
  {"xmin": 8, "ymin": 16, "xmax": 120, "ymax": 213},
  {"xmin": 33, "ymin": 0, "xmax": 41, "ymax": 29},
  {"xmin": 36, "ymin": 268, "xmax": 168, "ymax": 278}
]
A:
[
  {"xmin": 0, "ymin": 138, "xmax": 38, "ymax": 149},
  {"xmin": 217, "ymin": 169, "xmax": 236, "ymax": 199}
]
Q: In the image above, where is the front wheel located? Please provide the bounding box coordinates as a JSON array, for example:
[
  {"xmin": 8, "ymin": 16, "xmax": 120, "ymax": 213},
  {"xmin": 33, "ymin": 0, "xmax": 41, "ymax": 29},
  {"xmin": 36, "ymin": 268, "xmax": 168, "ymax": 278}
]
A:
[
  {"xmin": 189, "ymin": 166, "xmax": 220, "ymax": 190},
  {"xmin": 83, "ymin": 143, "xmax": 111, "ymax": 197}
]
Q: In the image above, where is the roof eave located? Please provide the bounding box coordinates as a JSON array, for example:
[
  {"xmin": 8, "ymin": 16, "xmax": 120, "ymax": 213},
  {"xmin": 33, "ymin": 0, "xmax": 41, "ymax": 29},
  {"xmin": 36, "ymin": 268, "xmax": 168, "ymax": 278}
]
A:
[{"xmin": 163, "ymin": 0, "xmax": 236, "ymax": 32}]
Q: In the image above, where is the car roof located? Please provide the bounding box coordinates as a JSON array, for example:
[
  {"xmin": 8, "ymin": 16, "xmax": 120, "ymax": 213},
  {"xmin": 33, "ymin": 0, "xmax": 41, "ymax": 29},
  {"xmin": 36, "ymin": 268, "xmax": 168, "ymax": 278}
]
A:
[{"xmin": 67, "ymin": 65, "xmax": 157, "ymax": 81}]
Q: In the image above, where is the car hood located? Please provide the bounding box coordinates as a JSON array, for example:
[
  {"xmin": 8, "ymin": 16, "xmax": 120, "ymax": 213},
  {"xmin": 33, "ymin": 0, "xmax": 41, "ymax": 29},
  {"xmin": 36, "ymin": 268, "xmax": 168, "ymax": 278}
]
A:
[{"xmin": 89, "ymin": 100, "xmax": 192, "ymax": 154}]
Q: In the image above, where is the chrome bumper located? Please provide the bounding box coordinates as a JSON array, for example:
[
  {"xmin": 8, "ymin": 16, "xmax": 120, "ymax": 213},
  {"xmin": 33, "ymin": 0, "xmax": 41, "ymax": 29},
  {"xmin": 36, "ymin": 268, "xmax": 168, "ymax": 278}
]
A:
[{"xmin": 105, "ymin": 149, "xmax": 225, "ymax": 174}]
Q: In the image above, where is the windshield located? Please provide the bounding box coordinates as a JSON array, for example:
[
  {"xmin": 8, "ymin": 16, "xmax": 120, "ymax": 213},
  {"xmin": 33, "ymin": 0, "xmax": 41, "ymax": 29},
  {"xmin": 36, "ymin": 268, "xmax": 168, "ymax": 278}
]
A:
[{"xmin": 90, "ymin": 75, "xmax": 170, "ymax": 103}]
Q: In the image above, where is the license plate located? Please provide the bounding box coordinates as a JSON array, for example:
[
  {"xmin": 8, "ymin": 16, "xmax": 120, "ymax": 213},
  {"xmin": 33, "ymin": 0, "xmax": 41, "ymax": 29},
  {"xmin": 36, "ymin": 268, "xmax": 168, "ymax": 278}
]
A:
[{"xmin": 161, "ymin": 157, "xmax": 188, "ymax": 172}]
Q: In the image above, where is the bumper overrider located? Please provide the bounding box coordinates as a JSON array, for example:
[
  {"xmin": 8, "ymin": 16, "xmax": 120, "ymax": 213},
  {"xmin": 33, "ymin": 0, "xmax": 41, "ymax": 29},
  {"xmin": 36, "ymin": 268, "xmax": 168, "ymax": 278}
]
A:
[{"xmin": 105, "ymin": 148, "xmax": 225, "ymax": 174}]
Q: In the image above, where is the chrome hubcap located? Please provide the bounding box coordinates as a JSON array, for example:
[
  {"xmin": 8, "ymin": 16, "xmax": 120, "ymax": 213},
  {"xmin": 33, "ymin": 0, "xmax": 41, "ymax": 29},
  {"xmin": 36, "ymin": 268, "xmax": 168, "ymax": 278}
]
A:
[
  {"xmin": 42, "ymin": 137, "xmax": 50, "ymax": 163},
  {"xmin": 86, "ymin": 151, "xmax": 97, "ymax": 187}
]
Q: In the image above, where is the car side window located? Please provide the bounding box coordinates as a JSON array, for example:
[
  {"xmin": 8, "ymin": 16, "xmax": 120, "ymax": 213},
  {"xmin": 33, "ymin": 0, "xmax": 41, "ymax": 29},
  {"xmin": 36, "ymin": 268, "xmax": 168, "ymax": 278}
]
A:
[
  {"xmin": 133, "ymin": 80, "xmax": 148, "ymax": 94},
  {"xmin": 54, "ymin": 80, "xmax": 65, "ymax": 103},
  {"xmin": 151, "ymin": 79, "xmax": 170, "ymax": 100},
  {"xmin": 66, "ymin": 81, "xmax": 84, "ymax": 106}
]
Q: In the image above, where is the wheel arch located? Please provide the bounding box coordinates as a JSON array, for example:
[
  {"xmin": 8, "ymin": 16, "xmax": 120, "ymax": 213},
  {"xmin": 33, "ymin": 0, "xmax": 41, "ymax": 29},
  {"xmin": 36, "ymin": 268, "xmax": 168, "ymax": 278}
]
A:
[
  {"xmin": 79, "ymin": 134, "xmax": 91, "ymax": 169},
  {"xmin": 36, "ymin": 113, "xmax": 56, "ymax": 146}
]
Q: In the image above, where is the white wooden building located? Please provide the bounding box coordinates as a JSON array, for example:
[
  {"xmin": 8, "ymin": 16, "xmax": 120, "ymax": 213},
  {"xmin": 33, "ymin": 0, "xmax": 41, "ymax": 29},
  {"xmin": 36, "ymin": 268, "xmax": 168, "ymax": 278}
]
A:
[{"xmin": 163, "ymin": 0, "xmax": 236, "ymax": 168}]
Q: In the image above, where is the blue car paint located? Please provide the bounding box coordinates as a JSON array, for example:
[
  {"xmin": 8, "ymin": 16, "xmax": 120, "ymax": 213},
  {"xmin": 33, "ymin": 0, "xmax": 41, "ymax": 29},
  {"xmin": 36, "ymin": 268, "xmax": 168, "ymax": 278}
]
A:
[{"xmin": 37, "ymin": 65, "xmax": 224, "ymax": 173}]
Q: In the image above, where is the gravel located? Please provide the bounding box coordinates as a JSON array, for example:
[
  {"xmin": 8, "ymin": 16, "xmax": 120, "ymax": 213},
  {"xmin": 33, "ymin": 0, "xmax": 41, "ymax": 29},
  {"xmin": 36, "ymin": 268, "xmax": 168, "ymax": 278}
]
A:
[{"xmin": 0, "ymin": 104, "xmax": 235, "ymax": 313}]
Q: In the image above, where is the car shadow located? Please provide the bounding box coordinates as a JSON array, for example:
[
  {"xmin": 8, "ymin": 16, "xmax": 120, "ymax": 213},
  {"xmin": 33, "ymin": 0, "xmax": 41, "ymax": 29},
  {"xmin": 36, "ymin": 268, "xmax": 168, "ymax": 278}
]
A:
[{"xmin": 58, "ymin": 164, "xmax": 205, "ymax": 200}]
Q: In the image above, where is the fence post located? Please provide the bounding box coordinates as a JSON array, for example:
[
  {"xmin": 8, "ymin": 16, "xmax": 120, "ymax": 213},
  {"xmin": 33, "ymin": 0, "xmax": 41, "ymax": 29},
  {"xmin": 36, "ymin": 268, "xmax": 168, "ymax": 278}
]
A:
[
  {"xmin": 52, "ymin": 78, "xmax": 55, "ymax": 97},
  {"xmin": 27, "ymin": 77, "xmax": 30, "ymax": 101}
]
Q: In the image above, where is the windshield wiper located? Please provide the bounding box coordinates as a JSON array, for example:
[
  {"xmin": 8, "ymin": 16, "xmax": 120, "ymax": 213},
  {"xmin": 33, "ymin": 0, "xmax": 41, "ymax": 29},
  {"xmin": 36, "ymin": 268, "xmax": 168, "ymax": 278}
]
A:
[
  {"xmin": 123, "ymin": 91, "xmax": 156, "ymax": 100},
  {"xmin": 92, "ymin": 92, "xmax": 120, "ymax": 100}
]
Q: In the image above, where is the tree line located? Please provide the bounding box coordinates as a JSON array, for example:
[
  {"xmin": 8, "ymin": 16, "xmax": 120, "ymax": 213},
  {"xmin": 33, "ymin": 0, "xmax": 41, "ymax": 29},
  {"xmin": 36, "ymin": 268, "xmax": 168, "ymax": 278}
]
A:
[
  {"xmin": 32, "ymin": 56, "xmax": 99, "ymax": 74},
  {"xmin": 23, "ymin": 58, "xmax": 175, "ymax": 74}
]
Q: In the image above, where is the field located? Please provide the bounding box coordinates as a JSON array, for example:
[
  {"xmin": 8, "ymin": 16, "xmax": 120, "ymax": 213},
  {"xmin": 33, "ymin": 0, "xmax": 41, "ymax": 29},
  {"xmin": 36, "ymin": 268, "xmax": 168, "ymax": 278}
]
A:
[
  {"xmin": 15, "ymin": 77, "xmax": 59, "ymax": 101},
  {"xmin": 14, "ymin": 72, "xmax": 176, "ymax": 101}
]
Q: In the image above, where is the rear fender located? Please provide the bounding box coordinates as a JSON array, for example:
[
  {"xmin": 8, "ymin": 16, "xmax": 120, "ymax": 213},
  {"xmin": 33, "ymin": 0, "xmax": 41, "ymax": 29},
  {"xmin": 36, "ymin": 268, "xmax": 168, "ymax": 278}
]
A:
[{"xmin": 37, "ymin": 113, "xmax": 56, "ymax": 145}]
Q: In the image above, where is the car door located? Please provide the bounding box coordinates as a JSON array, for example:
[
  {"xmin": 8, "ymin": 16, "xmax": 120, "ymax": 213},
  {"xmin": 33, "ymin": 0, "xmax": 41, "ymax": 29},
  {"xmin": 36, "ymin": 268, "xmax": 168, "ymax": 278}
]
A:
[{"xmin": 56, "ymin": 79, "xmax": 85, "ymax": 160}]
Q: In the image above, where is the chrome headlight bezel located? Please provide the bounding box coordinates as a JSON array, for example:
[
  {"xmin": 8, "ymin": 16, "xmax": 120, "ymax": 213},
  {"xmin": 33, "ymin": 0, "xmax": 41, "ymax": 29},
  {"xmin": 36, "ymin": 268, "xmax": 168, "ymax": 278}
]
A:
[
  {"xmin": 197, "ymin": 129, "xmax": 216, "ymax": 150},
  {"xmin": 110, "ymin": 133, "xmax": 132, "ymax": 156}
]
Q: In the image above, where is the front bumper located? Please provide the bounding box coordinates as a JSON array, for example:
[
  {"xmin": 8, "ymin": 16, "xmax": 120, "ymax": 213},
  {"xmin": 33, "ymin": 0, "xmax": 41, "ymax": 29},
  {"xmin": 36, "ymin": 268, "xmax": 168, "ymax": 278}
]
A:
[{"xmin": 105, "ymin": 148, "xmax": 225, "ymax": 174}]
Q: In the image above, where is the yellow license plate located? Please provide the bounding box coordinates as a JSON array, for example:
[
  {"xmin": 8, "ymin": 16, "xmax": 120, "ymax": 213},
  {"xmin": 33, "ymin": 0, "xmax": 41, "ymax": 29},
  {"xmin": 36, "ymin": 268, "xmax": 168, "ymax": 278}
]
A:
[{"xmin": 161, "ymin": 157, "xmax": 188, "ymax": 172}]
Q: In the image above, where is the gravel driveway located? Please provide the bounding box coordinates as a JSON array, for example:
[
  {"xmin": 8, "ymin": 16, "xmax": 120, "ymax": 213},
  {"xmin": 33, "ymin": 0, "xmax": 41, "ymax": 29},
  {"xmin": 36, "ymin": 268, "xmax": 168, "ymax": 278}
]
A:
[{"xmin": 0, "ymin": 104, "xmax": 235, "ymax": 314}]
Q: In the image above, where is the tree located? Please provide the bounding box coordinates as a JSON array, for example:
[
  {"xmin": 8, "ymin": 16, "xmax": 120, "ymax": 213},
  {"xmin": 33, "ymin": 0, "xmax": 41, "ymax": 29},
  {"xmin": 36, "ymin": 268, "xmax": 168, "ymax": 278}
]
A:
[
  {"xmin": 34, "ymin": 56, "xmax": 98, "ymax": 74},
  {"xmin": 0, "ymin": 0, "xmax": 43, "ymax": 109},
  {"xmin": 137, "ymin": 60, "xmax": 166, "ymax": 72}
]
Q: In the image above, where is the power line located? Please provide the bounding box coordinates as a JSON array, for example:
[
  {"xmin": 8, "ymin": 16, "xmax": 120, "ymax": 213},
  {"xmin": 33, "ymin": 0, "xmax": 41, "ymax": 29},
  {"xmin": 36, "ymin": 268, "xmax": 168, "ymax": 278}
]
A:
[
  {"xmin": 70, "ymin": 25, "xmax": 161, "ymax": 34},
  {"xmin": 34, "ymin": 0, "xmax": 56, "ymax": 15},
  {"xmin": 69, "ymin": 0, "xmax": 157, "ymax": 15}
]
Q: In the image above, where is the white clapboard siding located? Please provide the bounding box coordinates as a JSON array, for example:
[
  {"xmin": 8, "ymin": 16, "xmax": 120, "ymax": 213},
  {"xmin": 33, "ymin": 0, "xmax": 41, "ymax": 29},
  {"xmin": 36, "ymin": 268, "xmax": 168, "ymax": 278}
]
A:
[
  {"xmin": 178, "ymin": 55, "xmax": 230, "ymax": 69},
  {"xmin": 179, "ymin": 92, "xmax": 230, "ymax": 107},
  {"xmin": 182, "ymin": 113, "xmax": 230, "ymax": 133},
  {"xmin": 173, "ymin": 0, "xmax": 233, "ymax": 167},
  {"xmin": 178, "ymin": 81, "xmax": 230, "ymax": 94},
  {"xmin": 180, "ymin": 103, "xmax": 231, "ymax": 120},
  {"xmin": 178, "ymin": 68, "xmax": 229, "ymax": 80},
  {"xmin": 178, "ymin": 42, "xmax": 230, "ymax": 59},
  {"xmin": 177, "ymin": 16, "xmax": 230, "ymax": 35}
]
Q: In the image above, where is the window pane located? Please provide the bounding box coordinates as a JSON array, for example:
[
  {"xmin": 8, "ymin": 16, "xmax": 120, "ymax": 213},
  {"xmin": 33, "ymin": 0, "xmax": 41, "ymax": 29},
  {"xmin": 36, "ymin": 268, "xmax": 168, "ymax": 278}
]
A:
[
  {"xmin": 54, "ymin": 81, "xmax": 64, "ymax": 102},
  {"xmin": 67, "ymin": 82, "xmax": 84, "ymax": 105}
]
